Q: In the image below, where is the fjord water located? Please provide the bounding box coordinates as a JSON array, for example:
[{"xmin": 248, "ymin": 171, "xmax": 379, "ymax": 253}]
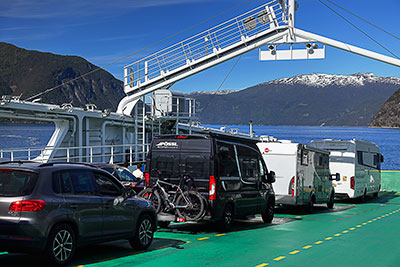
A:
[{"xmin": 0, "ymin": 124, "xmax": 399, "ymax": 170}]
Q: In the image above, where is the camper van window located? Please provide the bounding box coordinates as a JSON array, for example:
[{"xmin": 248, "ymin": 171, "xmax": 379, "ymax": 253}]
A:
[
  {"xmin": 357, "ymin": 151, "xmax": 363, "ymax": 165},
  {"xmin": 183, "ymin": 154, "xmax": 208, "ymax": 179},
  {"xmin": 217, "ymin": 142, "xmax": 239, "ymax": 178},
  {"xmin": 237, "ymin": 145, "xmax": 260, "ymax": 183},
  {"xmin": 301, "ymin": 150, "xmax": 309, "ymax": 166},
  {"xmin": 152, "ymin": 154, "xmax": 177, "ymax": 178},
  {"xmin": 258, "ymin": 159, "xmax": 265, "ymax": 176}
]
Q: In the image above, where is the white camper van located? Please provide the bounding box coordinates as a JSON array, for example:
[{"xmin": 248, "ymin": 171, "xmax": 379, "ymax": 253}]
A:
[
  {"xmin": 311, "ymin": 139, "xmax": 383, "ymax": 199},
  {"xmin": 257, "ymin": 139, "xmax": 337, "ymax": 210}
]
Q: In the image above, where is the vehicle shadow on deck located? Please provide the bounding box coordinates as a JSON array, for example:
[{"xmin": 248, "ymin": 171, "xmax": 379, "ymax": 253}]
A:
[
  {"xmin": 336, "ymin": 192, "xmax": 400, "ymax": 205},
  {"xmin": 0, "ymin": 237, "xmax": 185, "ymax": 267},
  {"xmin": 158, "ymin": 216, "xmax": 294, "ymax": 235},
  {"xmin": 275, "ymin": 204, "xmax": 354, "ymax": 216}
]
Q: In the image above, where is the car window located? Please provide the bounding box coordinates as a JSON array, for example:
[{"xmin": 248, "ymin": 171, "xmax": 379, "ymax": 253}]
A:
[
  {"xmin": 115, "ymin": 167, "xmax": 137, "ymax": 182},
  {"xmin": 53, "ymin": 172, "xmax": 73, "ymax": 194},
  {"xmin": 93, "ymin": 172, "xmax": 122, "ymax": 196},
  {"xmin": 216, "ymin": 142, "xmax": 239, "ymax": 178},
  {"xmin": 0, "ymin": 170, "xmax": 38, "ymax": 197},
  {"xmin": 54, "ymin": 170, "xmax": 95, "ymax": 195},
  {"xmin": 236, "ymin": 145, "xmax": 260, "ymax": 183}
]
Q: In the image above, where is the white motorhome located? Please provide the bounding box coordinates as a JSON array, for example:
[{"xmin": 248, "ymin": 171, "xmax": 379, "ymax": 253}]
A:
[
  {"xmin": 257, "ymin": 138, "xmax": 337, "ymax": 210},
  {"xmin": 311, "ymin": 139, "xmax": 383, "ymax": 199}
]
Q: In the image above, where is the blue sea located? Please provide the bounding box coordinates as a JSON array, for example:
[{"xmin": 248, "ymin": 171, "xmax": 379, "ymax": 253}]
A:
[{"xmin": 0, "ymin": 124, "xmax": 399, "ymax": 170}]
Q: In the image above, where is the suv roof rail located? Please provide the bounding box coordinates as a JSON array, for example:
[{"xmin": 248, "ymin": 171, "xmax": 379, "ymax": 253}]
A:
[
  {"xmin": 38, "ymin": 162, "xmax": 99, "ymax": 168},
  {"xmin": 0, "ymin": 160, "xmax": 40, "ymax": 165}
]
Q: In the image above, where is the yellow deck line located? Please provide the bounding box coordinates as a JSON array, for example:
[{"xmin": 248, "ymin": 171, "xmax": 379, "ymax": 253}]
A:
[
  {"xmin": 274, "ymin": 256, "xmax": 286, "ymax": 261},
  {"xmin": 255, "ymin": 263, "xmax": 269, "ymax": 267},
  {"xmin": 303, "ymin": 245, "xmax": 312, "ymax": 249},
  {"xmin": 289, "ymin": 250, "xmax": 300, "ymax": 255},
  {"xmin": 198, "ymin": 237, "xmax": 210, "ymax": 240}
]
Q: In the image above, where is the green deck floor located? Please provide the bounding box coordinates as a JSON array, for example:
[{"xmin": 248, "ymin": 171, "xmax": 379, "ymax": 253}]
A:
[
  {"xmin": 86, "ymin": 192, "xmax": 400, "ymax": 267},
  {"xmin": 1, "ymin": 171, "xmax": 400, "ymax": 266}
]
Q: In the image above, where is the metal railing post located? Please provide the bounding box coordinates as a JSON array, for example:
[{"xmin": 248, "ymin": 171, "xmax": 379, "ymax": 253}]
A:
[
  {"xmin": 90, "ymin": 147, "xmax": 93, "ymax": 163},
  {"xmin": 110, "ymin": 145, "xmax": 114, "ymax": 164},
  {"xmin": 11, "ymin": 152, "xmax": 13, "ymax": 161},
  {"xmin": 28, "ymin": 148, "xmax": 31, "ymax": 161},
  {"xmin": 67, "ymin": 148, "xmax": 70, "ymax": 162}
]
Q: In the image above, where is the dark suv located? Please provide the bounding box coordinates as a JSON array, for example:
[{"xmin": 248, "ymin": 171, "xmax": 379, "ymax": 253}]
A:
[{"xmin": 0, "ymin": 162, "xmax": 156, "ymax": 265}]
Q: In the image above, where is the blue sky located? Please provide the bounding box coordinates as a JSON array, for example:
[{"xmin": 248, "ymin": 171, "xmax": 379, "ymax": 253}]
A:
[{"xmin": 1, "ymin": 0, "xmax": 399, "ymax": 93}]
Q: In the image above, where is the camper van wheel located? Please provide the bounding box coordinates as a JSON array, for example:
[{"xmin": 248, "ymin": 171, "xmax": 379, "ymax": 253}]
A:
[
  {"xmin": 261, "ymin": 200, "xmax": 274, "ymax": 223},
  {"xmin": 362, "ymin": 189, "xmax": 367, "ymax": 202},
  {"xmin": 327, "ymin": 192, "xmax": 334, "ymax": 209},
  {"xmin": 306, "ymin": 196, "xmax": 315, "ymax": 212},
  {"xmin": 373, "ymin": 187, "xmax": 380, "ymax": 198},
  {"xmin": 218, "ymin": 204, "xmax": 233, "ymax": 232}
]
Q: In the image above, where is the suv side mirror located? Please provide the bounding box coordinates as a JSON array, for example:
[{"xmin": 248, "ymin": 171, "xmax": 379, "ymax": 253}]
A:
[
  {"xmin": 380, "ymin": 154, "xmax": 384, "ymax": 163},
  {"xmin": 267, "ymin": 171, "xmax": 276, "ymax": 183},
  {"xmin": 330, "ymin": 173, "xmax": 340, "ymax": 181}
]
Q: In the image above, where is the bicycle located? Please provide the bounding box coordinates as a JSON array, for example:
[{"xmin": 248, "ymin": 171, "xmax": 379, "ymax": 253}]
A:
[{"xmin": 138, "ymin": 173, "xmax": 205, "ymax": 221}]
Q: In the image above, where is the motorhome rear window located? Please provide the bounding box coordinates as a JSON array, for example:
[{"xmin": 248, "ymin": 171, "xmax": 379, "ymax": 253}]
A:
[
  {"xmin": 0, "ymin": 170, "xmax": 38, "ymax": 197},
  {"xmin": 181, "ymin": 139, "xmax": 211, "ymax": 152}
]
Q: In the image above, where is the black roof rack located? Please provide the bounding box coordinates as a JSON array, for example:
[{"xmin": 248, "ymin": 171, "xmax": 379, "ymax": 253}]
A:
[
  {"xmin": 0, "ymin": 160, "xmax": 41, "ymax": 165},
  {"xmin": 38, "ymin": 162, "xmax": 99, "ymax": 168}
]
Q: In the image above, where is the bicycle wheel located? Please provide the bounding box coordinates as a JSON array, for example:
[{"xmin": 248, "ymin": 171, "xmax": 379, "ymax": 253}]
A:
[
  {"xmin": 176, "ymin": 191, "xmax": 205, "ymax": 221},
  {"xmin": 139, "ymin": 188, "xmax": 162, "ymax": 214}
]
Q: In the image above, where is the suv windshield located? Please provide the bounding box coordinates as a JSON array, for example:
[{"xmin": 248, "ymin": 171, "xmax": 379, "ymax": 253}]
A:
[{"xmin": 0, "ymin": 169, "xmax": 38, "ymax": 197}]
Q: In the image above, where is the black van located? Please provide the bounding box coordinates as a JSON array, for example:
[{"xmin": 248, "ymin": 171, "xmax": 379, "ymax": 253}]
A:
[{"xmin": 144, "ymin": 133, "xmax": 275, "ymax": 231}]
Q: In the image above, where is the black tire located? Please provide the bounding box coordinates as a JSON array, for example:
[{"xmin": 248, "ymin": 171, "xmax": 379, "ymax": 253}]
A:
[
  {"xmin": 139, "ymin": 189, "xmax": 162, "ymax": 214},
  {"xmin": 306, "ymin": 195, "xmax": 315, "ymax": 212},
  {"xmin": 362, "ymin": 189, "xmax": 367, "ymax": 202},
  {"xmin": 373, "ymin": 187, "xmax": 380, "ymax": 198},
  {"xmin": 176, "ymin": 191, "xmax": 205, "ymax": 221},
  {"xmin": 218, "ymin": 204, "xmax": 233, "ymax": 232},
  {"xmin": 327, "ymin": 192, "xmax": 334, "ymax": 209},
  {"xmin": 261, "ymin": 200, "xmax": 274, "ymax": 223},
  {"xmin": 44, "ymin": 224, "xmax": 76, "ymax": 266},
  {"xmin": 158, "ymin": 221, "xmax": 170, "ymax": 228},
  {"xmin": 130, "ymin": 214, "xmax": 155, "ymax": 250}
]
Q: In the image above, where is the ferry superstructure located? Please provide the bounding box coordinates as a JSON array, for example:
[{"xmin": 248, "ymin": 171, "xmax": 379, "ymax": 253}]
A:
[{"xmin": 0, "ymin": 0, "xmax": 399, "ymax": 164}]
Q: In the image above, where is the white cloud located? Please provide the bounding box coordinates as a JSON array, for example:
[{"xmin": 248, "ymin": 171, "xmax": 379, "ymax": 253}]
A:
[{"xmin": 0, "ymin": 0, "xmax": 217, "ymax": 19}]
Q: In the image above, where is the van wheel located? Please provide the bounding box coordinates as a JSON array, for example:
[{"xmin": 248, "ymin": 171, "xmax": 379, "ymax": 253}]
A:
[
  {"xmin": 373, "ymin": 187, "xmax": 380, "ymax": 198},
  {"xmin": 261, "ymin": 200, "xmax": 274, "ymax": 223},
  {"xmin": 130, "ymin": 214, "xmax": 155, "ymax": 250},
  {"xmin": 218, "ymin": 204, "xmax": 233, "ymax": 232},
  {"xmin": 44, "ymin": 224, "xmax": 76, "ymax": 266},
  {"xmin": 327, "ymin": 192, "xmax": 334, "ymax": 209},
  {"xmin": 306, "ymin": 196, "xmax": 315, "ymax": 212}
]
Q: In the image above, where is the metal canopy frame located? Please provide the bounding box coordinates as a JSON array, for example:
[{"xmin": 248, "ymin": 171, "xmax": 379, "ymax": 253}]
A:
[{"xmin": 117, "ymin": 0, "xmax": 400, "ymax": 116}]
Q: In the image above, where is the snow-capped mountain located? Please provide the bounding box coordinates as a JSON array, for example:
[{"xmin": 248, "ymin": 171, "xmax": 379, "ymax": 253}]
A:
[
  {"xmin": 189, "ymin": 72, "xmax": 400, "ymax": 126},
  {"xmin": 190, "ymin": 89, "xmax": 239, "ymax": 95},
  {"xmin": 265, "ymin": 73, "xmax": 400, "ymax": 88}
]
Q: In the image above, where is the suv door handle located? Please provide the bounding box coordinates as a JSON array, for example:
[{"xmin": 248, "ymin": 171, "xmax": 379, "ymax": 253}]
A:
[{"xmin": 69, "ymin": 204, "xmax": 78, "ymax": 209}]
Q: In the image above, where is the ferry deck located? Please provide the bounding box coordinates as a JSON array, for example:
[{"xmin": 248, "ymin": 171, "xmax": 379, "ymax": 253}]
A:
[{"xmin": 1, "ymin": 171, "xmax": 399, "ymax": 267}]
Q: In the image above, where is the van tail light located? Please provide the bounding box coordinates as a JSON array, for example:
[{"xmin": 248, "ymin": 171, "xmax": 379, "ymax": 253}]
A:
[
  {"xmin": 289, "ymin": 176, "xmax": 295, "ymax": 196},
  {"xmin": 209, "ymin": 175, "xmax": 216, "ymax": 200},
  {"xmin": 350, "ymin": 176, "xmax": 355, "ymax": 190},
  {"xmin": 145, "ymin": 172, "xmax": 150, "ymax": 186},
  {"xmin": 9, "ymin": 200, "xmax": 46, "ymax": 212},
  {"xmin": 176, "ymin": 136, "xmax": 187, "ymax": 139}
]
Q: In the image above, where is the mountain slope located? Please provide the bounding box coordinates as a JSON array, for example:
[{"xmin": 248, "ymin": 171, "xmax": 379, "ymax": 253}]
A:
[
  {"xmin": 189, "ymin": 73, "xmax": 400, "ymax": 126},
  {"xmin": 370, "ymin": 88, "xmax": 400, "ymax": 128},
  {"xmin": 0, "ymin": 42, "xmax": 125, "ymax": 110}
]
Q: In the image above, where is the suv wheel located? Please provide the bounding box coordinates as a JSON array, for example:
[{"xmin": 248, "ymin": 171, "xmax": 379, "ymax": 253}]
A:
[
  {"xmin": 130, "ymin": 214, "xmax": 155, "ymax": 250},
  {"xmin": 45, "ymin": 224, "xmax": 76, "ymax": 266},
  {"xmin": 218, "ymin": 204, "xmax": 233, "ymax": 232},
  {"xmin": 327, "ymin": 192, "xmax": 334, "ymax": 209},
  {"xmin": 261, "ymin": 200, "xmax": 274, "ymax": 223}
]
